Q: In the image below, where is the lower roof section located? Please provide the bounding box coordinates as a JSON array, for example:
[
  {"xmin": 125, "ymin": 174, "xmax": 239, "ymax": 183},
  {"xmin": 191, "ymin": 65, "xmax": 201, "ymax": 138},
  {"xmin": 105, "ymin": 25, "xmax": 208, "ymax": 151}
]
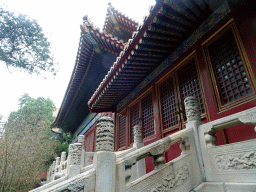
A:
[
  {"xmin": 88, "ymin": 0, "xmax": 221, "ymax": 112},
  {"xmin": 52, "ymin": 38, "xmax": 117, "ymax": 132}
]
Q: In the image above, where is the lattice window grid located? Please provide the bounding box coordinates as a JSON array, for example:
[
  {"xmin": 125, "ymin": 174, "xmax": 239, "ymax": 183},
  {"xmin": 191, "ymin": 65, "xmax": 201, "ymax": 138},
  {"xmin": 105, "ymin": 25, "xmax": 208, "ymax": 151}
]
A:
[
  {"xmin": 208, "ymin": 30, "xmax": 252, "ymax": 104},
  {"xmin": 178, "ymin": 61, "xmax": 205, "ymax": 114},
  {"xmin": 159, "ymin": 78, "xmax": 179, "ymax": 130},
  {"xmin": 141, "ymin": 93, "xmax": 155, "ymax": 138},
  {"xmin": 118, "ymin": 113, "xmax": 126, "ymax": 148}
]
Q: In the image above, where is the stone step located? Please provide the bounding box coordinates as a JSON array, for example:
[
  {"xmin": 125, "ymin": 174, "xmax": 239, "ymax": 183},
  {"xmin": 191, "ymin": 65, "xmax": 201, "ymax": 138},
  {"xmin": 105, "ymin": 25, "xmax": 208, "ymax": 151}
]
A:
[{"xmin": 192, "ymin": 182, "xmax": 256, "ymax": 192}]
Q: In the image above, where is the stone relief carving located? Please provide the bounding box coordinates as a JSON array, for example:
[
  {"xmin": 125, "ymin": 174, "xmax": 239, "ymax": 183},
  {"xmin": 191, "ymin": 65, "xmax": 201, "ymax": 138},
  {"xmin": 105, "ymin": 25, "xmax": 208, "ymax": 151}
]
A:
[
  {"xmin": 50, "ymin": 171, "xmax": 95, "ymax": 192},
  {"xmin": 96, "ymin": 116, "xmax": 115, "ymax": 152},
  {"xmin": 124, "ymin": 157, "xmax": 137, "ymax": 168},
  {"xmin": 180, "ymin": 137, "xmax": 190, "ymax": 154},
  {"xmin": 149, "ymin": 141, "xmax": 171, "ymax": 156},
  {"xmin": 68, "ymin": 144, "xmax": 82, "ymax": 165},
  {"xmin": 67, "ymin": 176, "xmax": 86, "ymax": 192},
  {"xmin": 215, "ymin": 151, "xmax": 256, "ymax": 171},
  {"xmin": 134, "ymin": 125, "xmax": 143, "ymax": 143},
  {"xmin": 147, "ymin": 165, "xmax": 189, "ymax": 192},
  {"xmin": 78, "ymin": 135, "xmax": 85, "ymax": 144},
  {"xmin": 184, "ymin": 96, "xmax": 201, "ymax": 121}
]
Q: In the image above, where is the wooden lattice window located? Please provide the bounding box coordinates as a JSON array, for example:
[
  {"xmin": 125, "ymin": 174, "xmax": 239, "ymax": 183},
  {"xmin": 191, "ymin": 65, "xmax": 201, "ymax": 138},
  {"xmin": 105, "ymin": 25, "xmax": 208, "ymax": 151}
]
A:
[
  {"xmin": 178, "ymin": 61, "xmax": 205, "ymax": 114},
  {"xmin": 85, "ymin": 131, "xmax": 94, "ymax": 152},
  {"xmin": 118, "ymin": 113, "xmax": 126, "ymax": 148},
  {"xmin": 208, "ymin": 30, "xmax": 252, "ymax": 105},
  {"xmin": 159, "ymin": 78, "xmax": 178, "ymax": 130},
  {"xmin": 129, "ymin": 103, "xmax": 139, "ymax": 143},
  {"xmin": 141, "ymin": 93, "xmax": 154, "ymax": 138}
]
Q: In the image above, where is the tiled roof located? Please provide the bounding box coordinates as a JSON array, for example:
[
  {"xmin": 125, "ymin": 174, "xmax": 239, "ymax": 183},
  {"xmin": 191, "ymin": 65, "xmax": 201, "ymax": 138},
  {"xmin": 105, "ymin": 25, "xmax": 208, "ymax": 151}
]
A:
[
  {"xmin": 103, "ymin": 2, "xmax": 139, "ymax": 42},
  {"xmin": 88, "ymin": 0, "xmax": 212, "ymax": 112},
  {"xmin": 52, "ymin": 15, "xmax": 125, "ymax": 131}
]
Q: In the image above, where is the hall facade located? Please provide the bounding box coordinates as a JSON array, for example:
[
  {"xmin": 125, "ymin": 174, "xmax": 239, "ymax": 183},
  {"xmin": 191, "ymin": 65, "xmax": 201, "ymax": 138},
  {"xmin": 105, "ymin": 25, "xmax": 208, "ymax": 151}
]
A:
[{"xmin": 53, "ymin": 0, "xmax": 256, "ymax": 173}]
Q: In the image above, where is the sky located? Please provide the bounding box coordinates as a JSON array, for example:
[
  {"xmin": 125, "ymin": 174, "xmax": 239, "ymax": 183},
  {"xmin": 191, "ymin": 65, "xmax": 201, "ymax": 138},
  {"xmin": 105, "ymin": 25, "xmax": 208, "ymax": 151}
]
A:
[{"xmin": 0, "ymin": 0, "xmax": 155, "ymax": 120}]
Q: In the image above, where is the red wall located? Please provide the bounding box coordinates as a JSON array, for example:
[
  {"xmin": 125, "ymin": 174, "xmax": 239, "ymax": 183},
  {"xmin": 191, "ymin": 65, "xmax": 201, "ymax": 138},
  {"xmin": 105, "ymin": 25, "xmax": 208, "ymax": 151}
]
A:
[
  {"xmin": 196, "ymin": 3, "xmax": 256, "ymax": 144},
  {"xmin": 115, "ymin": 2, "xmax": 256, "ymax": 174}
]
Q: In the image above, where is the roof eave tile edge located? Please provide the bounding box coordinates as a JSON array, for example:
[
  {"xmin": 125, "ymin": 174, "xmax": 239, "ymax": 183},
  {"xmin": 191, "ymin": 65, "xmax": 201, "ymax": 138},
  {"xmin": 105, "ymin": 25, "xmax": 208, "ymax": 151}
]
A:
[
  {"xmin": 52, "ymin": 33, "xmax": 85, "ymax": 128},
  {"xmin": 82, "ymin": 15, "xmax": 125, "ymax": 48},
  {"xmin": 103, "ymin": 2, "xmax": 139, "ymax": 34},
  {"xmin": 88, "ymin": 0, "xmax": 163, "ymax": 110}
]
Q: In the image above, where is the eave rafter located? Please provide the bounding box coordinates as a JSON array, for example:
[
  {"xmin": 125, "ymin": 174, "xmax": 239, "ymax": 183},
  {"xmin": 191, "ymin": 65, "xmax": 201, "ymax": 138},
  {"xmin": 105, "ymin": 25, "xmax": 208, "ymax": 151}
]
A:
[{"xmin": 88, "ymin": 0, "xmax": 213, "ymax": 112}]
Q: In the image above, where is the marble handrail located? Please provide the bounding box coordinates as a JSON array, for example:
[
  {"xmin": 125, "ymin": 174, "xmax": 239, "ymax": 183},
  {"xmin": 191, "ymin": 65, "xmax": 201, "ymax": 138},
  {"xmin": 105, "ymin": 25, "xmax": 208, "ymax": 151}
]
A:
[
  {"xmin": 200, "ymin": 106, "xmax": 256, "ymax": 147},
  {"xmin": 121, "ymin": 128, "xmax": 192, "ymax": 164}
]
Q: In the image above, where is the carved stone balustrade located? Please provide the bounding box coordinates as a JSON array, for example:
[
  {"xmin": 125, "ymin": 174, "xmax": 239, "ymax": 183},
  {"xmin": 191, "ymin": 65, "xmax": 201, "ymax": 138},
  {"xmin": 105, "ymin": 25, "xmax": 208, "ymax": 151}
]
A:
[
  {"xmin": 115, "ymin": 127, "xmax": 194, "ymax": 191},
  {"xmin": 198, "ymin": 106, "xmax": 256, "ymax": 183},
  {"xmin": 131, "ymin": 125, "xmax": 146, "ymax": 182},
  {"xmin": 202, "ymin": 107, "xmax": 256, "ymax": 147},
  {"xmin": 67, "ymin": 135, "xmax": 85, "ymax": 179},
  {"xmin": 60, "ymin": 152, "xmax": 67, "ymax": 171}
]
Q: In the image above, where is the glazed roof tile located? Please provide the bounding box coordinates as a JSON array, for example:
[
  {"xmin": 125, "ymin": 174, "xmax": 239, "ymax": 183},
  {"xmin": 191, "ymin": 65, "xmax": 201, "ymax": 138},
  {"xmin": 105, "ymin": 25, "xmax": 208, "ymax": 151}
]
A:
[
  {"xmin": 88, "ymin": 0, "xmax": 213, "ymax": 112},
  {"xmin": 52, "ymin": 15, "xmax": 125, "ymax": 131},
  {"xmin": 103, "ymin": 2, "xmax": 139, "ymax": 42}
]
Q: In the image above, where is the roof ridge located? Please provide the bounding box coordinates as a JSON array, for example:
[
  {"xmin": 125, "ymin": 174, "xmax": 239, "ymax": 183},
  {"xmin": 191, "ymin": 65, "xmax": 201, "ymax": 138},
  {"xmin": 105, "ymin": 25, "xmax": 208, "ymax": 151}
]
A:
[
  {"xmin": 102, "ymin": 3, "xmax": 139, "ymax": 35},
  {"xmin": 88, "ymin": 2, "xmax": 158, "ymax": 108},
  {"xmin": 81, "ymin": 15, "xmax": 125, "ymax": 47}
]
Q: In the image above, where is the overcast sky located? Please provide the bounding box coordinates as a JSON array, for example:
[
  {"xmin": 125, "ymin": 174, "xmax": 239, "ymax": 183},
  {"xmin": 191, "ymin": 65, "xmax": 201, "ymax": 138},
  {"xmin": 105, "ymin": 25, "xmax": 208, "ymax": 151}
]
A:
[{"xmin": 0, "ymin": 0, "xmax": 155, "ymax": 120}]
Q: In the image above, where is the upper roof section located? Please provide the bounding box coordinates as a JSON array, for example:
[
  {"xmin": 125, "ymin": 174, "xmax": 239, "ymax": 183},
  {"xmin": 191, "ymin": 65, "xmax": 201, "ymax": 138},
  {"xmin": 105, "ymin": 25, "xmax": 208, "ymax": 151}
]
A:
[
  {"xmin": 52, "ymin": 2, "xmax": 140, "ymax": 132},
  {"xmin": 52, "ymin": 14, "xmax": 126, "ymax": 132},
  {"xmin": 82, "ymin": 15, "xmax": 125, "ymax": 54},
  {"xmin": 103, "ymin": 3, "xmax": 139, "ymax": 42},
  {"xmin": 88, "ymin": 0, "xmax": 221, "ymax": 112}
]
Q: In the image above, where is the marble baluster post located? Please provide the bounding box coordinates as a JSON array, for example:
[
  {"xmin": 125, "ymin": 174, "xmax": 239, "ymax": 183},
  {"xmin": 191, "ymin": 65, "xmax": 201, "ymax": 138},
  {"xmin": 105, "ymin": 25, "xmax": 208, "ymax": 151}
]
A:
[
  {"xmin": 78, "ymin": 135, "xmax": 85, "ymax": 167},
  {"xmin": 94, "ymin": 116, "xmax": 116, "ymax": 192},
  {"xmin": 56, "ymin": 157, "xmax": 60, "ymax": 173},
  {"xmin": 50, "ymin": 161, "xmax": 56, "ymax": 181},
  {"xmin": 184, "ymin": 96, "xmax": 205, "ymax": 180},
  {"xmin": 60, "ymin": 151, "xmax": 66, "ymax": 171},
  {"xmin": 47, "ymin": 164, "xmax": 52, "ymax": 182},
  {"xmin": 67, "ymin": 141, "xmax": 82, "ymax": 179},
  {"xmin": 131, "ymin": 125, "xmax": 146, "ymax": 181},
  {"xmin": 61, "ymin": 151, "xmax": 66, "ymax": 162}
]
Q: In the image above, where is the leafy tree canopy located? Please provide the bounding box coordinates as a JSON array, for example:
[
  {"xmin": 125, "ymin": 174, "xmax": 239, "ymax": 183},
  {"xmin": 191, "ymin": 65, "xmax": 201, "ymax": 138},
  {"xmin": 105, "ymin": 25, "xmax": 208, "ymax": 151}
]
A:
[
  {"xmin": 0, "ymin": 5, "xmax": 57, "ymax": 75},
  {"xmin": 8, "ymin": 93, "xmax": 55, "ymax": 127},
  {"xmin": 1, "ymin": 94, "xmax": 57, "ymax": 191}
]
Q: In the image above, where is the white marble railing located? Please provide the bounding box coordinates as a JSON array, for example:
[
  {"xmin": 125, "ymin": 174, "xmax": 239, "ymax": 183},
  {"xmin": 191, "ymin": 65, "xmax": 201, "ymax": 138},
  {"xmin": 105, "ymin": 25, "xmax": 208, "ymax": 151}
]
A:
[
  {"xmin": 31, "ymin": 97, "xmax": 256, "ymax": 192},
  {"xmin": 116, "ymin": 127, "xmax": 203, "ymax": 192},
  {"xmin": 198, "ymin": 106, "xmax": 256, "ymax": 183}
]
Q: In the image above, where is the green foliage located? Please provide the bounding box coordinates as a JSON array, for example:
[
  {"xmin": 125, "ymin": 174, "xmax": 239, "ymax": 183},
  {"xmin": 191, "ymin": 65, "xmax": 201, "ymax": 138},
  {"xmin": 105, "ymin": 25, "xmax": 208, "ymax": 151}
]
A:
[
  {"xmin": 0, "ymin": 5, "xmax": 57, "ymax": 75},
  {"xmin": 0, "ymin": 94, "xmax": 57, "ymax": 192},
  {"xmin": 55, "ymin": 141, "xmax": 69, "ymax": 157},
  {"xmin": 54, "ymin": 130, "xmax": 72, "ymax": 157},
  {"xmin": 8, "ymin": 93, "xmax": 55, "ymax": 127}
]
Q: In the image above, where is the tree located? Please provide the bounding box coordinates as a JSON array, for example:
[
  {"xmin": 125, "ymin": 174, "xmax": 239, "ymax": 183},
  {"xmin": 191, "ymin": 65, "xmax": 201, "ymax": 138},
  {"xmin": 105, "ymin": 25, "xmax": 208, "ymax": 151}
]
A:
[
  {"xmin": 0, "ymin": 5, "xmax": 57, "ymax": 75},
  {"xmin": 9, "ymin": 93, "xmax": 56, "ymax": 126},
  {"xmin": 0, "ymin": 115, "xmax": 4, "ymax": 138},
  {"xmin": 0, "ymin": 94, "xmax": 57, "ymax": 192}
]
